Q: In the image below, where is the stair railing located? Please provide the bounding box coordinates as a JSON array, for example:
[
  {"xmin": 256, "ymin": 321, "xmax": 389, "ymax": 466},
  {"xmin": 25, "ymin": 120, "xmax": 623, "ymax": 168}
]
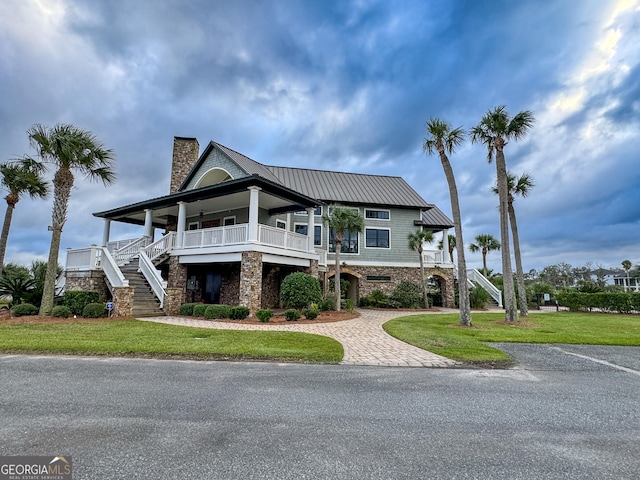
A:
[
  {"xmin": 142, "ymin": 232, "xmax": 176, "ymax": 262},
  {"xmin": 100, "ymin": 248, "xmax": 129, "ymax": 295},
  {"xmin": 138, "ymin": 250, "xmax": 167, "ymax": 308},
  {"xmin": 466, "ymin": 268, "xmax": 503, "ymax": 307},
  {"xmin": 113, "ymin": 237, "xmax": 149, "ymax": 265}
]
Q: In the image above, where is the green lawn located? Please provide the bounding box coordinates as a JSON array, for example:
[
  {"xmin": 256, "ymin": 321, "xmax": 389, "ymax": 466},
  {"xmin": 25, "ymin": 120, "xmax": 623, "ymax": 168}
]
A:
[
  {"xmin": 383, "ymin": 312, "xmax": 640, "ymax": 366},
  {"xmin": 0, "ymin": 319, "xmax": 344, "ymax": 364}
]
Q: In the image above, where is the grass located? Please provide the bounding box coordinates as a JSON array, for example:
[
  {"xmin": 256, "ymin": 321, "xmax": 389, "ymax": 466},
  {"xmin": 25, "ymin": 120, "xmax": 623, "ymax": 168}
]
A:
[
  {"xmin": 0, "ymin": 319, "xmax": 344, "ymax": 364},
  {"xmin": 383, "ymin": 311, "xmax": 640, "ymax": 366}
]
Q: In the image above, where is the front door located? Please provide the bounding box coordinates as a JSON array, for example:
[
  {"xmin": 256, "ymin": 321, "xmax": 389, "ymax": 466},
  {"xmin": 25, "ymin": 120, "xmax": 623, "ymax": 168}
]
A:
[{"xmin": 204, "ymin": 273, "xmax": 222, "ymax": 304}]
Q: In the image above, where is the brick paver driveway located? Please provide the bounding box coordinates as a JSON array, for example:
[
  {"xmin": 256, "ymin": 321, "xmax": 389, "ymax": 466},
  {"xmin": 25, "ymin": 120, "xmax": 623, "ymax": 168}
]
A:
[{"xmin": 140, "ymin": 309, "xmax": 460, "ymax": 367}]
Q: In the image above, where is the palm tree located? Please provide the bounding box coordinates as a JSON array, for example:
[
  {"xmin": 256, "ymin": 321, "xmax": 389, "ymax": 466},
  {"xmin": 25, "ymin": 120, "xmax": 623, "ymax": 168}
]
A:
[
  {"xmin": 322, "ymin": 206, "xmax": 364, "ymax": 311},
  {"xmin": 437, "ymin": 234, "xmax": 456, "ymax": 263},
  {"xmin": 423, "ymin": 118, "xmax": 472, "ymax": 326},
  {"xmin": 26, "ymin": 124, "xmax": 115, "ymax": 315},
  {"xmin": 408, "ymin": 229, "xmax": 435, "ymax": 309},
  {"xmin": 469, "ymin": 234, "xmax": 501, "ymax": 278},
  {"xmin": 493, "ymin": 172, "xmax": 534, "ymax": 317},
  {"xmin": 622, "ymin": 260, "xmax": 632, "ymax": 292},
  {"xmin": 471, "ymin": 106, "xmax": 534, "ymax": 323},
  {"xmin": 0, "ymin": 158, "xmax": 49, "ymax": 276}
]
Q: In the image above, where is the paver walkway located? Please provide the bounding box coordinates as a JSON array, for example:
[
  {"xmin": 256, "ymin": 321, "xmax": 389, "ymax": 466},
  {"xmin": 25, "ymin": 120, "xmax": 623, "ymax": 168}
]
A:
[{"xmin": 140, "ymin": 309, "xmax": 461, "ymax": 368}]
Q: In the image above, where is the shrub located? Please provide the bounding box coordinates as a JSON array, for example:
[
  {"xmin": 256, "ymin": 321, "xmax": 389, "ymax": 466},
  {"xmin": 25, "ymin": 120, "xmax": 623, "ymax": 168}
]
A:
[
  {"xmin": 63, "ymin": 291, "xmax": 100, "ymax": 315},
  {"xmin": 82, "ymin": 303, "xmax": 106, "ymax": 318},
  {"xmin": 179, "ymin": 303, "xmax": 199, "ymax": 316},
  {"xmin": 390, "ymin": 281, "xmax": 423, "ymax": 308},
  {"xmin": 193, "ymin": 304, "xmax": 208, "ymax": 317},
  {"xmin": 302, "ymin": 307, "xmax": 319, "ymax": 320},
  {"xmin": 556, "ymin": 291, "xmax": 640, "ymax": 313},
  {"xmin": 318, "ymin": 296, "xmax": 336, "ymax": 311},
  {"xmin": 51, "ymin": 305, "xmax": 72, "ymax": 318},
  {"xmin": 359, "ymin": 296, "xmax": 371, "ymax": 307},
  {"xmin": 368, "ymin": 289, "xmax": 390, "ymax": 308},
  {"xmin": 12, "ymin": 303, "xmax": 38, "ymax": 317},
  {"xmin": 229, "ymin": 306, "xmax": 250, "ymax": 320},
  {"xmin": 256, "ymin": 308, "xmax": 273, "ymax": 323},
  {"xmin": 469, "ymin": 285, "xmax": 491, "ymax": 309},
  {"xmin": 285, "ymin": 309, "xmax": 301, "ymax": 321},
  {"xmin": 343, "ymin": 298, "xmax": 355, "ymax": 312},
  {"xmin": 280, "ymin": 272, "xmax": 322, "ymax": 309},
  {"xmin": 204, "ymin": 304, "xmax": 231, "ymax": 319}
]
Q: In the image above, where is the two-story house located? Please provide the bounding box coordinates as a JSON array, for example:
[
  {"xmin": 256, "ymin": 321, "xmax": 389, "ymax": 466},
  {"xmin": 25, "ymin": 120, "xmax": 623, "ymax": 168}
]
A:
[{"xmin": 64, "ymin": 137, "xmax": 457, "ymax": 316}]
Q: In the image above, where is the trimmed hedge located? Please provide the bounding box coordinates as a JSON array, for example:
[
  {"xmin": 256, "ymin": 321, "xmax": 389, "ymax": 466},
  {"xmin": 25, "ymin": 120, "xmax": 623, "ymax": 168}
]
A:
[
  {"xmin": 204, "ymin": 304, "xmax": 231, "ymax": 319},
  {"xmin": 256, "ymin": 308, "xmax": 273, "ymax": 323},
  {"xmin": 179, "ymin": 303, "xmax": 199, "ymax": 316},
  {"xmin": 280, "ymin": 272, "xmax": 322, "ymax": 309},
  {"xmin": 82, "ymin": 303, "xmax": 106, "ymax": 318},
  {"xmin": 556, "ymin": 291, "xmax": 640, "ymax": 313},
  {"xmin": 285, "ymin": 309, "xmax": 301, "ymax": 321},
  {"xmin": 193, "ymin": 304, "xmax": 208, "ymax": 317},
  {"xmin": 302, "ymin": 307, "xmax": 319, "ymax": 320},
  {"xmin": 52, "ymin": 305, "xmax": 72, "ymax": 318},
  {"xmin": 229, "ymin": 306, "xmax": 250, "ymax": 320},
  {"xmin": 12, "ymin": 303, "xmax": 38, "ymax": 317},
  {"xmin": 63, "ymin": 291, "xmax": 100, "ymax": 315}
]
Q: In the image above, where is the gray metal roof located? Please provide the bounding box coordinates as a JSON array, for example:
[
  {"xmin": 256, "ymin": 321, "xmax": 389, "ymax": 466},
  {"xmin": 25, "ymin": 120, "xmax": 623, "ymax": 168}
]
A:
[
  {"xmin": 418, "ymin": 206, "xmax": 454, "ymax": 229},
  {"xmin": 267, "ymin": 166, "xmax": 431, "ymax": 209},
  {"xmin": 214, "ymin": 143, "xmax": 283, "ymax": 184}
]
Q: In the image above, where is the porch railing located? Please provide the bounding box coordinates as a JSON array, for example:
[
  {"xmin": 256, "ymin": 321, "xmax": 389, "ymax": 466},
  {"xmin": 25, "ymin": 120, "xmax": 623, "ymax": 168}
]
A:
[
  {"xmin": 143, "ymin": 232, "xmax": 176, "ymax": 262},
  {"xmin": 183, "ymin": 224, "xmax": 248, "ymax": 248},
  {"xmin": 106, "ymin": 237, "xmax": 140, "ymax": 253},
  {"xmin": 423, "ymin": 250, "xmax": 447, "ymax": 265},
  {"xmin": 113, "ymin": 237, "xmax": 149, "ymax": 265},
  {"xmin": 258, "ymin": 224, "xmax": 308, "ymax": 251},
  {"xmin": 66, "ymin": 246, "xmax": 101, "ymax": 271}
]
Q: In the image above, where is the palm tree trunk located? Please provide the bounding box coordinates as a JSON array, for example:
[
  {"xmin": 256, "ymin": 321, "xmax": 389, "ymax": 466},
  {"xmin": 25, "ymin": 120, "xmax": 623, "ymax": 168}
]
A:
[
  {"xmin": 482, "ymin": 251, "xmax": 488, "ymax": 278},
  {"xmin": 439, "ymin": 152, "xmax": 471, "ymax": 326},
  {"xmin": 495, "ymin": 149, "xmax": 517, "ymax": 322},
  {"xmin": 0, "ymin": 197, "xmax": 17, "ymax": 277},
  {"xmin": 40, "ymin": 167, "xmax": 74, "ymax": 315},
  {"xmin": 508, "ymin": 201, "xmax": 528, "ymax": 317},
  {"xmin": 334, "ymin": 241, "xmax": 342, "ymax": 312},
  {"xmin": 419, "ymin": 250, "xmax": 428, "ymax": 309}
]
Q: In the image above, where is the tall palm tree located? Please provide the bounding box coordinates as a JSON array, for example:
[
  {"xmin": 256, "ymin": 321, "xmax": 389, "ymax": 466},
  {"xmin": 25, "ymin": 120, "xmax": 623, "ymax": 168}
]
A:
[
  {"xmin": 622, "ymin": 260, "xmax": 632, "ymax": 292},
  {"xmin": 493, "ymin": 172, "xmax": 534, "ymax": 317},
  {"xmin": 0, "ymin": 158, "xmax": 49, "ymax": 276},
  {"xmin": 471, "ymin": 106, "xmax": 534, "ymax": 323},
  {"xmin": 26, "ymin": 124, "xmax": 115, "ymax": 315},
  {"xmin": 322, "ymin": 206, "xmax": 364, "ymax": 311},
  {"xmin": 469, "ymin": 234, "xmax": 501, "ymax": 278},
  {"xmin": 437, "ymin": 233, "xmax": 456, "ymax": 263},
  {"xmin": 408, "ymin": 229, "xmax": 434, "ymax": 309},
  {"xmin": 423, "ymin": 118, "xmax": 472, "ymax": 326}
]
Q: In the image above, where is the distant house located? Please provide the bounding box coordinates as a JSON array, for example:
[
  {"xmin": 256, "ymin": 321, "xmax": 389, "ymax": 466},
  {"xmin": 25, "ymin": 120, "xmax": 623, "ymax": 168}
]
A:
[
  {"xmin": 613, "ymin": 274, "xmax": 639, "ymax": 292},
  {"xmin": 64, "ymin": 137, "xmax": 456, "ymax": 316}
]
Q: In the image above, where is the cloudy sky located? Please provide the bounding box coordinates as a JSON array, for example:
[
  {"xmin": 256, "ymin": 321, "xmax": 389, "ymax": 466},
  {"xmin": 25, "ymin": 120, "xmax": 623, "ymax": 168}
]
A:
[{"xmin": 1, "ymin": 0, "xmax": 638, "ymax": 274}]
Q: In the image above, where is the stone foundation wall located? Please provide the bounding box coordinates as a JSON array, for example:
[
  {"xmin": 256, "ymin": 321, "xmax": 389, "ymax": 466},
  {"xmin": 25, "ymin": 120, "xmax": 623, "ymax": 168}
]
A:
[
  {"xmin": 64, "ymin": 271, "xmax": 110, "ymax": 301},
  {"xmin": 261, "ymin": 265, "xmax": 281, "ymax": 309},
  {"xmin": 220, "ymin": 266, "xmax": 241, "ymax": 305},
  {"xmin": 164, "ymin": 287, "xmax": 184, "ymax": 316},
  {"xmin": 167, "ymin": 257, "xmax": 187, "ymax": 305}
]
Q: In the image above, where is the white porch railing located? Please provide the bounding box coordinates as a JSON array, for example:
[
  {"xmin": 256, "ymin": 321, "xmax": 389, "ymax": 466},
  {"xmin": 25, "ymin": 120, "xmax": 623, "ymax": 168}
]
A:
[
  {"xmin": 467, "ymin": 268, "xmax": 503, "ymax": 308},
  {"xmin": 99, "ymin": 248, "xmax": 129, "ymax": 293},
  {"xmin": 258, "ymin": 224, "xmax": 308, "ymax": 251},
  {"xmin": 143, "ymin": 232, "xmax": 176, "ymax": 262},
  {"xmin": 66, "ymin": 246, "xmax": 102, "ymax": 271},
  {"xmin": 106, "ymin": 237, "xmax": 140, "ymax": 253},
  {"xmin": 139, "ymin": 251, "xmax": 166, "ymax": 308},
  {"xmin": 183, "ymin": 224, "xmax": 248, "ymax": 248},
  {"xmin": 423, "ymin": 250, "xmax": 446, "ymax": 265}
]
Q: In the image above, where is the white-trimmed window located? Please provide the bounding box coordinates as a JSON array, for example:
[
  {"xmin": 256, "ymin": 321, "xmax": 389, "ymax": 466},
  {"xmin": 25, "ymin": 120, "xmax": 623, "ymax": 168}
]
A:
[
  {"xmin": 295, "ymin": 224, "xmax": 322, "ymax": 246},
  {"xmin": 365, "ymin": 228, "xmax": 390, "ymax": 248},
  {"xmin": 329, "ymin": 229, "xmax": 359, "ymax": 254},
  {"xmin": 276, "ymin": 220, "xmax": 287, "ymax": 229},
  {"xmin": 365, "ymin": 209, "xmax": 390, "ymax": 220},
  {"xmin": 223, "ymin": 216, "xmax": 236, "ymax": 226}
]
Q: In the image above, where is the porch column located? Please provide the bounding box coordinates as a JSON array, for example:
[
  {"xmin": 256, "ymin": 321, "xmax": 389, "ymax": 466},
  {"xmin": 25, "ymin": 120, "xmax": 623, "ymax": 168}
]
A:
[
  {"xmin": 306, "ymin": 207, "xmax": 315, "ymax": 252},
  {"xmin": 176, "ymin": 201, "xmax": 187, "ymax": 248},
  {"xmin": 248, "ymin": 186, "xmax": 261, "ymax": 242},
  {"xmin": 144, "ymin": 209, "xmax": 154, "ymax": 242},
  {"xmin": 442, "ymin": 229, "xmax": 450, "ymax": 263},
  {"xmin": 101, "ymin": 219, "xmax": 111, "ymax": 247}
]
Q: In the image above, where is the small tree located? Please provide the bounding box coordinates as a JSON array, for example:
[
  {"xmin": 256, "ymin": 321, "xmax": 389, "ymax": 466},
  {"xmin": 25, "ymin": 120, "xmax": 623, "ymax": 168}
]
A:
[
  {"xmin": 280, "ymin": 272, "xmax": 322, "ymax": 309},
  {"xmin": 407, "ymin": 229, "xmax": 434, "ymax": 309},
  {"xmin": 322, "ymin": 207, "xmax": 364, "ymax": 311},
  {"xmin": 469, "ymin": 234, "xmax": 501, "ymax": 278}
]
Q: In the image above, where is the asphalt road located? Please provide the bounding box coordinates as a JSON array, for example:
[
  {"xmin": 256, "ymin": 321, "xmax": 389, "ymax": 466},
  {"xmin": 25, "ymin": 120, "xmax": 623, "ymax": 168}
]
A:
[{"xmin": 1, "ymin": 347, "xmax": 639, "ymax": 480}]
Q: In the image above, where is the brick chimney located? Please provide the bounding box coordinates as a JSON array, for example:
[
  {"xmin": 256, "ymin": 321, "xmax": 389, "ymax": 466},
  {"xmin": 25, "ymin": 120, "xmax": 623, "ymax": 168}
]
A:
[{"xmin": 170, "ymin": 137, "xmax": 200, "ymax": 194}]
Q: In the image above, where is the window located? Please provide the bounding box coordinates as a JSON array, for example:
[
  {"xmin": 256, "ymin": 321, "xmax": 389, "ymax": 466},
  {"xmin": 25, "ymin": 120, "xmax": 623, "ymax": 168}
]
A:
[
  {"xmin": 295, "ymin": 224, "xmax": 322, "ymax": 246},
  {"xmin": 329, "ymin": 229, "xmax": 358, "ymax": 254},
  {"xmin": 188, "ymin": 222, "xmax": 199, "ymax": 231},
  {"xmin": 276, "ymin": 220, "xmax": 287, "ymax": 229},
  {"xmin": 223, "ymin": 216, "xmax": 236, "ymax": 226},
  {"xmin": 366, "ymin": 228, "xmax": 390, "ymax": 248},
  {"xmin": 367, "ymin": 275, "xmax": 391, "ymax": 281},
  {"xmin": 365, "ymin": 209, "xmax": 390, "ymax": 220},
  {"xmin": 295, "ymin": 206, "xmax": 322, "ymax": 216}
]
